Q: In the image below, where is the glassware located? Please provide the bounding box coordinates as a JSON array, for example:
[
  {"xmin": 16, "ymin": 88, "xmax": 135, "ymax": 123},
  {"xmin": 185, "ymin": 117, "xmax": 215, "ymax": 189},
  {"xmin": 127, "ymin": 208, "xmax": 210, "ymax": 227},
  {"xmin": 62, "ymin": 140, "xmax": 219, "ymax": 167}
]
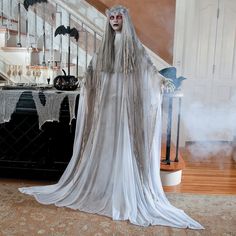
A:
[
  {"xmin": 7, "ymin": 65, "xmax": 11, "ymax": 77},
  {"xmin": 26, "ymin": 66, "xmax": 31, "ymax": 77},
  {"xmin": 47, "ymin": 78, "xmax": 50, "ymax": 85},
  {"xmin": 12, "ymin": 65, "xmax": 17, "ymax": 77},
  {"xmin": 18, "ymin": 65, "xmax": 23, "ymax": 83},
  {"xmin": 36, "ymin": 69, "xmax": 41, "ymax": 84},
  {"xmin": 32, "ymin": 68, "xmax": 37, "ymax": 83}
]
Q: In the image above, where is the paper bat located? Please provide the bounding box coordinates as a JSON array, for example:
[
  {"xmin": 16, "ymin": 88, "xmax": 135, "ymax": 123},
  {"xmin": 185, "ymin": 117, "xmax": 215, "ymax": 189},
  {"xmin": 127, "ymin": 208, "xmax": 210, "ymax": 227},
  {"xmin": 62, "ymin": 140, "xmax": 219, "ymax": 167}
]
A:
[
  {"xmin": 23, "ymin": 0, "xmax": 48, "ymax": 11},
  {"xmin": 54, "ymin": 25, "xmax": 79, "ymax": 42}
]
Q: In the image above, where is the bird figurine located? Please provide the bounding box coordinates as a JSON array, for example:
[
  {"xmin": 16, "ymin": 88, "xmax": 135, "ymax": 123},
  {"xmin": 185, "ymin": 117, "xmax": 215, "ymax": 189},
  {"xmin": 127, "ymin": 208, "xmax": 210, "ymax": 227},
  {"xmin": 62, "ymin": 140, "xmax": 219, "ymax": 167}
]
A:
[{"xmin": 159, "ymin": 67, "xmax": 187, "ymax": 90}]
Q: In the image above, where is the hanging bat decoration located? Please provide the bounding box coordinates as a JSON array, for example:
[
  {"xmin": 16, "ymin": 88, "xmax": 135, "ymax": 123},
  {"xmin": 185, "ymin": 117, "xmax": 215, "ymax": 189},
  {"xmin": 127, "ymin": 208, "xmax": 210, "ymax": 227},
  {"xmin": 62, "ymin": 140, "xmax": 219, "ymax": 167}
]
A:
[
  {"xmin": 23, "ymin": 0, "xmax": 48, "ymax": 11},
  {"xmin": 159, "ymin": 67, "xmax": 187, "ymax": 90},
  {"xmin": 54, "ymin": 25, "xmax": 79, "ymax": 42}
]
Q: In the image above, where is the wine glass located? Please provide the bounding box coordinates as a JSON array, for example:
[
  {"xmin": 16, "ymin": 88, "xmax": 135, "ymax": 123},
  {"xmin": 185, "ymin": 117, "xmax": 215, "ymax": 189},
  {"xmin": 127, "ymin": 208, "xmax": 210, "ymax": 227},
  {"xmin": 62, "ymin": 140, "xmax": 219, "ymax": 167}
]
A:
[
  {"xmin": 18, "ymin": 65, "xmax": 23, "ymax": 83},
  {"xmin": 26, "ymin": 66, "xmax": 31, "ymax": 76},
  {"xmin": 47, "ymin": 78, "xmax": 50, "ymax": 85},
  {"xmin": 25, "ymin": 66, "xmax": 33, "ymax": 84},
  {"xmin": 12, "ymin": 65, "xmax": 17, "ymax": 77},
  {"xmin": 36, "ymin": 69, "xmax": 41, "ymax": 84},
  {"xmin": 7, "ymin": 65, "xmax": 11, "ymax": 77},
  {"xmin": 32, "ymin": 68, "xmax": 37, "ymax": 83}
]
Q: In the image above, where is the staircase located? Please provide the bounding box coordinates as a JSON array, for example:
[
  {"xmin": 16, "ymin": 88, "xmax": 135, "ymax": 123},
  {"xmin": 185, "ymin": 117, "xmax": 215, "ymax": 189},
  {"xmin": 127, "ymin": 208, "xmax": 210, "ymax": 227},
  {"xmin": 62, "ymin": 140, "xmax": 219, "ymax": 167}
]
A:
[
  {"xmin": 0, "ymin": 0, "xmax": 104, "ymax": 85},
  {"xmin": 0, "ymin": 0, "xmax": 169, "ymax": 85}
]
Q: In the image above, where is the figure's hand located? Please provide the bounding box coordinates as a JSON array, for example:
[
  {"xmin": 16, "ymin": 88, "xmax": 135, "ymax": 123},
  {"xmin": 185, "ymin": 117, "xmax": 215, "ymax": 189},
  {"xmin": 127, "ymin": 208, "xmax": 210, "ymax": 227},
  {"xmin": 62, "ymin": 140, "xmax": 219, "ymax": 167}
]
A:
[{"xmin": 163, "ymin": 78, "xmax": 175, "ymax": 93}]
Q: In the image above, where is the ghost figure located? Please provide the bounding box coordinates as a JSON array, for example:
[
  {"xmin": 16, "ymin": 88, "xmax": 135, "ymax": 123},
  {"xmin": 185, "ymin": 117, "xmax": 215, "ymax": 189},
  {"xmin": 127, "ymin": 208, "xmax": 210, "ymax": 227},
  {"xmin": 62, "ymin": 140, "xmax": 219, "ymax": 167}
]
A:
[{"xmin": 19, "ymin": 5, "xmax": 203, "ymax": 229}]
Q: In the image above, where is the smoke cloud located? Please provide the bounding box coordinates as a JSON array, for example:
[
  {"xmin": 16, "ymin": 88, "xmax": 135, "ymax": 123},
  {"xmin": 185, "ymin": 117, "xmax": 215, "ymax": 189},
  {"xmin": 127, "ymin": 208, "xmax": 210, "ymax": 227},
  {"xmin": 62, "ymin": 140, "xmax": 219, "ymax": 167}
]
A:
[{"xmin": 182, "ymin": 94, "xmax": 236, "ymax": 159}]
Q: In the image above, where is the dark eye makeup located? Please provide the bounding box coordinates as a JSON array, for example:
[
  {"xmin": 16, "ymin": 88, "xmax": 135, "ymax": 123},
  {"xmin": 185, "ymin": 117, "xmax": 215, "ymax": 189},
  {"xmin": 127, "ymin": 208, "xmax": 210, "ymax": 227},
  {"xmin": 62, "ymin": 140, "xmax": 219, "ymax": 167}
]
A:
[{"xmin": 109, "ymin": 15, "xmax": 122, "ymax": 20}]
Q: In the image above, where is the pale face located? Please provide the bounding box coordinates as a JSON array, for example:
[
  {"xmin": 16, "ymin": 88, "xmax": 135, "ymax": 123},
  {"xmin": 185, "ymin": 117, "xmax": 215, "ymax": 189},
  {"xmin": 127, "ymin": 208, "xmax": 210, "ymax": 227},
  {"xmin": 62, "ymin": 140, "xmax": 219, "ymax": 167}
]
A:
[{"xmin": 109, "ymin": 12, "xmax": 123, "ymax": 32}]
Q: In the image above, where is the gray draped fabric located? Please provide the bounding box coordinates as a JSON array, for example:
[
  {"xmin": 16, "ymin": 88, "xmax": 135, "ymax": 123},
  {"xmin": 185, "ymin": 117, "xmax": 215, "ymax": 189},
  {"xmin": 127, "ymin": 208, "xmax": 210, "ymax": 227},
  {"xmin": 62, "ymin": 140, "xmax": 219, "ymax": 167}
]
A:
[
  {"xmin": 32, "ymin": 91, "xmax": 78, "ymax": 129},
  {"xmin": 0, "ymin": 90, "xmax": 23, "ymax": 123},
  {"xmin": 0, "ymin": 90, "xmax": 78, "ymax": 129}
]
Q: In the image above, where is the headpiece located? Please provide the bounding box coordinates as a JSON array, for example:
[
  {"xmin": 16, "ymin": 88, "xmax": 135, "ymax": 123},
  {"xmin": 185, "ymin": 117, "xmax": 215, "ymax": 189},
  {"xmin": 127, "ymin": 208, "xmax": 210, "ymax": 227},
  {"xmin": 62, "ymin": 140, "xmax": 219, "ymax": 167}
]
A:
[{"xmin": 105, "ymin": 5, "xmax": 128, "ymax": 17}]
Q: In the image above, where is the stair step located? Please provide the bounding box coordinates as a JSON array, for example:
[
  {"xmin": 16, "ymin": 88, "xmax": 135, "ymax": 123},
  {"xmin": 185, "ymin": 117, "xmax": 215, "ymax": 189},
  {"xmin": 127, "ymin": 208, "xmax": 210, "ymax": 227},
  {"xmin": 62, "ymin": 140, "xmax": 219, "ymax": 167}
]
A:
[
  {"xmin": 0, "ymin": 46, "xmax": 32, "ymax": 51},
  {"xmin": 0, "ymin": 47, "xmax": 57, "ymax": 52},
  {"xmin": 0, "ymin": 28, "xmax": 32, "ymax": 36},
  {"xmin": 0, "ymin": 15, "xmax": 18, "ymax": 24},
  {"xmin": 0, "ymin": 28, "xmax": 33, "ymax": 48}
]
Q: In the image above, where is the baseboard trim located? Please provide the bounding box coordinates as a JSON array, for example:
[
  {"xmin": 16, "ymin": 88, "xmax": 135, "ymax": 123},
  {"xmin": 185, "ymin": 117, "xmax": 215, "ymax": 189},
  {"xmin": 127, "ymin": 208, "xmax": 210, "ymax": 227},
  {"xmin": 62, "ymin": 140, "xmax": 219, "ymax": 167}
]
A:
[{"xmin": 186, "ymin": 140, "xmax": 233, "ymax": 146}]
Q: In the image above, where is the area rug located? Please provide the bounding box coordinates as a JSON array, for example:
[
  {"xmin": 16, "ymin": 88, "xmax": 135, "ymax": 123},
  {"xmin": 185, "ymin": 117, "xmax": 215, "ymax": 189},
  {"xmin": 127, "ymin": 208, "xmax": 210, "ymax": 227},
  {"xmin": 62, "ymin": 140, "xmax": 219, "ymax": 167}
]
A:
[{"xmin": 0, "ymin": 180, "xmax": 235, "ymax": 236}]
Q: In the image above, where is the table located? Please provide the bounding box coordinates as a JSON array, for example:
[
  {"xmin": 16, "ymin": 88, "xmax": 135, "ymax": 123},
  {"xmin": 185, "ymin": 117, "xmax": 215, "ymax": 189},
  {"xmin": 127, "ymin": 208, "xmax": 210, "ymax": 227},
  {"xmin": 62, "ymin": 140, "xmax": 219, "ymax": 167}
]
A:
[{"xmin": 0, "ymin": 89, "xmax": 80, "ymax": 180}]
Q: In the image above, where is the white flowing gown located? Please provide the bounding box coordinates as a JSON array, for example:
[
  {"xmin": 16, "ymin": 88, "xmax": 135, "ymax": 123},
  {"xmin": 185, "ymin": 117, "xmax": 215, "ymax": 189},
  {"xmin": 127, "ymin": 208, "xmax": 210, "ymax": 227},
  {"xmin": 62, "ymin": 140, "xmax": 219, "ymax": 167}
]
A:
[{"xmin": 19, "ymin": 34, "xmax": 204, "ymax": 229}]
